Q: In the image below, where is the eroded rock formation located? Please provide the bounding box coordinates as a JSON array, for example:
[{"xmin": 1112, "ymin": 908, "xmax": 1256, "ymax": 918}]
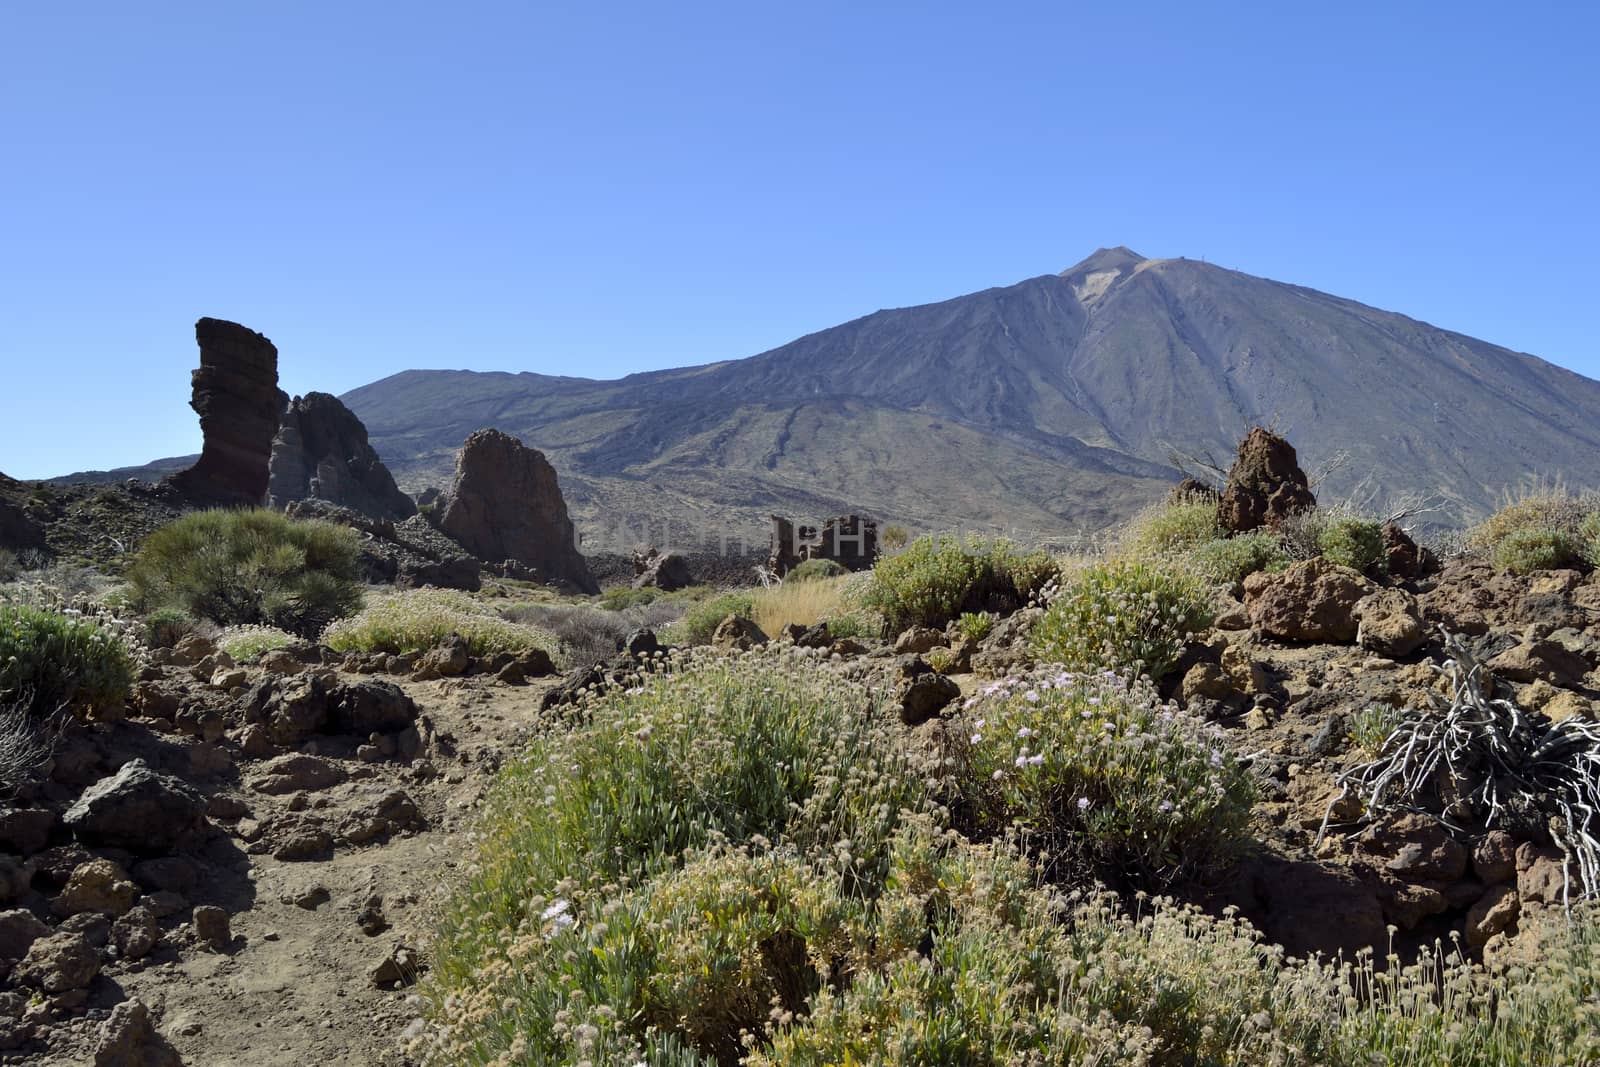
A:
[
  {"xmin": 169, "ymin": 318, "xmax": 285, "ymax": 506},
  {"xmin": 268, "ymin": 392, "xmax": 415, "ymax": 521},
  {"xmin": 438, "ymin": 429, "xmax": 597, "ymax": 593},
  {"xmin": 1217, "ymin": 428, "xmax": 1316, "ymax": 533}
]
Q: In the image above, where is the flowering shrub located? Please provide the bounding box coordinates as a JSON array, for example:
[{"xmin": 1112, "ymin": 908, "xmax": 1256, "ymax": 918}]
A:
[
  {"xmin": 864, "ymin": 535, "xmax": 1059, "ymax": 631},
  {"xmin": 322, "ymin": 588, "xmax": 560, "ymax": 660},
  {"xmin": 216, "ymin": 624, "xmax": 296, "ymax": 662},
  {"xmin": 1029, "ymin": 559, "xmax": 1213, "ymax": 681},
  {"xmin": 141, "ymin": 607, "xmax": 198, "ymax": 649},
  {"xmin": 0, "ymin": 603, "xmax": 133, "ymax": 718},
  {"xmin": 957, "ymin": 669, "xmax": 1255, "ymax": 887}
]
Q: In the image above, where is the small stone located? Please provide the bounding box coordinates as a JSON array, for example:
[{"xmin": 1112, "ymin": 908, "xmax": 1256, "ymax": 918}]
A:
[
  {"xmin": 210, "ymin": 668, "xmax": 248, "ymax": 690},
  {"xmin": 112, "ymin": 906, "xmax": 160, "ymax": 961},
  {"xmin": 53, "ymin": 859, "xmax": 139, "ymax": 918},
  {"xmin": 191, "ymin": 905, "xmax": 231, "ymax": 951},
  {"xmin": 287, "ymin": 883, "xmax": 331, "ymax": 910},
  {"xmin": 1472, "ymin": 830, "xmax": 1518, "ymax": 886},
  {"xmin": 14, "ymin": 930, "xmax": 101, "ymax": 992},
  {"xmin": 93, "ymin": 998, "xmax": 183, "ymax": 1067},
  {"xmin": 898, "ymin": 673, "xmax": 960, "ymax": 726},
  {"xmin": 0, "ymin": 908, "xmax": 51, "ymax": 960},
  {"xmin": 369, "ymin": 943, "xmax": 423, "ymax": 987},
  {"xmin": 1465, "ymin": 884, "xmax": 1520, "ymax": 949}
]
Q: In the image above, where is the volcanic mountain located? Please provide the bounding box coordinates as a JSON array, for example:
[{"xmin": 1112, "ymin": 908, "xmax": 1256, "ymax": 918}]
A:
[{"xmin": 336, "ymin": 248, "xmax": 1600, "ymax": 549}]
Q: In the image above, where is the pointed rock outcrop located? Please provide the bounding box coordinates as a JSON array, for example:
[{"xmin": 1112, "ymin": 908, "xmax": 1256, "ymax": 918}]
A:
[
  {"xmin": 438, "ymin": 429, "xmax": 597, "ymax": 593},
  {"xmin": 269, "ymin": 392, "xmax": 416, "ymax": 521},
  {"xmin": 169, "ymin": 318, "xmax": 285, "ymax": 506}
]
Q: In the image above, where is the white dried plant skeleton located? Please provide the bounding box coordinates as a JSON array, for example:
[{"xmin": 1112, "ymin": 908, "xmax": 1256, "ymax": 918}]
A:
[{"xmin": 1319, "ymin": 629, "xmax": 1600, "ymax": 905}]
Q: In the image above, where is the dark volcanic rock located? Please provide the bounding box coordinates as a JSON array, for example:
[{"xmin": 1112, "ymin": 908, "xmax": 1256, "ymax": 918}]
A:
[
  {"xmin": 438, "ymin": 429, "xmax": 597, "ymax": 593},
  {"xmin": 269, "ymin": 392, "xmax": 417, "ymax": 521},
  {"xmin": 397, "ymin": 555, "xmax": 481, "ymax": 592},
  {"xmin": 1217, "ymin": 429, "xmax": 1316, "ymax": 533},
  {"xmin": 169, "ymin": 317, "xmax": 285, "ymax": 506},
  {"xmin": 63, "ymin": 759, "xmax": 207, "ymax": 854},
  {"xmin": 632, "ymin": 548, "xmax": 692, "ymax": 591},
  {"xmin": 0, "ymin": 474, "xmax": 46, "ymax": 553}
]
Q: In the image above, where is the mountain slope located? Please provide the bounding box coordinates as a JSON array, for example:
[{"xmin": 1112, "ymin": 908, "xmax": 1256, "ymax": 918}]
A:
[{"xmin": 343, "ymin": 248, "xmax": 1600, "ymax": 550}]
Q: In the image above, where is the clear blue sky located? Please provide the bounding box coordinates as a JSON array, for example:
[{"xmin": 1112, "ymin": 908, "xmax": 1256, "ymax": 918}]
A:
[{"xmin": 2, "ymin": 2, "xmax": 1596, "ymax": 478}]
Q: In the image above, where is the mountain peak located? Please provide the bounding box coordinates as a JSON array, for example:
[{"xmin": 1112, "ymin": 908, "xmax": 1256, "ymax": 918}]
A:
[{"xmin": 1061, "ymin": 246, "xmax": 1146, "ymax": 276}]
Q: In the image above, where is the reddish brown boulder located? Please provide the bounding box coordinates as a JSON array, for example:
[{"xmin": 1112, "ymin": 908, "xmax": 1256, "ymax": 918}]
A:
[
  {"xmin": 169, "ymin": 318, "xmax": 285, "ymax": 506},
  {"xmin": 1382, "ymin": 522, "xmax": 1436, "ymax": 579},
  {"xmin": 1244, "ymin": 557, "xmax": 1376, "ymax": 643},
  {"xmin": 438, "ymin": 429, "xmax": 597, "ymax": 594},
  {"xmin": 1217, "ymin": 428, "xmax": 1316, "ymax": 533}
]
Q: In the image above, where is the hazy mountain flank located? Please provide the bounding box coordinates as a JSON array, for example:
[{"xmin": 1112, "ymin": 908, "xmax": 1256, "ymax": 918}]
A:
[{"xmin": 338, "ymin": 248, "xmax": 1600, "ymax": 547}]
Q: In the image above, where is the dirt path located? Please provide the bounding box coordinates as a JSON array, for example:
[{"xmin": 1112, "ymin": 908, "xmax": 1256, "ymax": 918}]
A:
[{"xmin": 29, "ymin": 673, "xmax": 556, "ymax": 1066}]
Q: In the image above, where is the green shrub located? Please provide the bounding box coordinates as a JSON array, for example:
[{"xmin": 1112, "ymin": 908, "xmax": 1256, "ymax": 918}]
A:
[
  {"xmin": 217, "ymin": 624, "xmax": 296, "ymax": 661},
  {"xmin": 1348, "ymin": 703, "xmax": 1401, "ymax": 755},
  {"xmin": 1318, "ymin": 516, "xmax": 1387, "ymax": 574},
  {"xmin": 954, "ymin": 610, "xmax": 996, "ymax": 643},
  {"xmin": 1582, "ymin": 513, "xmax": 1600, "ymax": 568},
  {"xmin": 864, "ymin": 535, "xmax": 1059, "ymax": 632},
  {"xmin": 127, "ymin": 509, "xmax": 364, "ymax": 638},
  {"xmin": 142, "ymin": 607, "xmax": 197, "ymax": 649},
  {"xmin": 820, "ymin": 612, "xmax": 873, "ymax": 641},
  {"xmin": 1030, "ymin": 560, "xmax": 1213, "ymax": 681},
  {"xmin": 1187, "ymin": 531, "xmax": 1288, "ymax": 589},
  {"xmin": 1470, "ymin": 485, "xmax": 1593, "ymax": 555},
  {"xmin": 598, "ymin": 585, "xmax": 659, "ymax": 611},
  {"xmin": 785, "ymin": 558, "xmax": 848, "ymax": 583},
  {"xmin": 1493, "ymin": 527, "xmax": 1584, "ymax": 575},
  {"xmin": 0, "ymin": 604, "xmax": 133, "ymax": 717},
  {"xmin": 675, "ymin": 590, "xmax": 756, "ymax": 646},
  {"xmin": 880, "ymin": 524, "xmax": 910, "ymax": 551},
  {"xmin": 959, "ymin": 669, "xmax": 1254, "ymax": 887},
  {"xmin": 1122, "ymin": 496, "xmax": 1224, "ymax": 557},
  {"xmin": 323, "ymin": 589, "xmax": 560, "ymax": 659},
  {"xmin": 422, "ymin": 650, "xmax": 930, "ymax": 1063}
]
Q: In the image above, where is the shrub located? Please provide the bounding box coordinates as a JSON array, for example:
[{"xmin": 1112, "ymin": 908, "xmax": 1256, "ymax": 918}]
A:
[
  {"xmin": 142, "ymin": 607, "xmax": 198, "ymax": 649},
  {"xmin": 954, "ymin": 610, "xmax": 996, "ymax": 643},
  {"xmin": 1318, "ymin": 516, "xmax": 1387, "ymax": 574},
  {"xmin": 785, "ymin": 558, "xmax": 848, "ymax": 583},
  {"xmin": 0, "ymin": 604, "xmax": 133, "ymax": 717},
  {"xmin": 1030, "ymin": 560, "xmax": 1213, "ymax": 682},
  {"xmin": 0, "ymin": 700, "xmax": 54, "ymax": 794},
  {"xmin": 598, "ymin": 585, "xmax": 659, "ymax": 611},
  {"xmin": 323, "ymin": 589, "xmax": 560, "ymax": 660},
  {"xmin": 674, "ymin": 590, "xmax": 756, "ymax": 646},
  {"xmin": 1470, "ymin": 484, "xmax": 1594, "ymax": 555},
  {"xmin": 127, "ymin": 509, "xmax": 364, "ymax": 638},
  {"xmin": 1493, "ymin": 527, "xmax": 1584, "ymax": 575},
  {"xmin": 1186, "ymin": 531, "xmax": 1287, "ymax": 590},
  {"xmin": 959, "ymin": 669, "xmax": 1255, "ymax": 887},
  {"xmin": 502, "ymin": 600, "xmax": 681, "ymax": 665},
  {"xmin": 879, "ymin": 524, "xmax": 910, "ymax": 551},
  {"xmin": 753, "ymin": 578, "xmax": 845, "ymax": 637},
  {"xmin": 421, "ymin": 650, "xmax": 930, "ymax": 1063},
  {"xmin": 216, "ymin": 624, "xmax": 296, "ymax": 662},
  {"xmin": 864, "ymin": 535, "xmax": 1059, "ymax": 632},
  {"xmin": 1122, "ymin": 496, "xmax": 1224, "ymax": 557}
]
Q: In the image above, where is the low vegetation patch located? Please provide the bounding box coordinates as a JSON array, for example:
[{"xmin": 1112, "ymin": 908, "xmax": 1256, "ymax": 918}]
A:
[
  {"xmin": 784, "ymin": 558, "xmax": 847, "ymax": 582},
  {"xmin": 864, "ymin": 534, "xmax": 1059, "ymax": 632},
  {"xmin": 323, "ymin": 588, "xmax": 559, "ymax": 661},
  {"xmin": 1121, "ymin": 494, "xmax": 1224, "ymax": 557},
  {"xmin": 1492, "ymin": 527, "xmax": 1584, "ymax": 575},
  {"xmin": 1030, "ymin": 559, "xmax": 1213, "ymax": 681},
  {"xmin": 672, "ymin": 590, "xmax": 757, "ymax": 645},
  {"xmin": 0, "ymin": 603, "xmax": 132, "ymax": 717},
  {"xmin": 1318, "ymin": 515, "xmax": 1387, "ymax": 574},
  {"xmin": 127, "ymin": 509, "xmax": 364, "ymax": 638},
  {"xmin": 216, "ymin": 624, "xmax": 297, "ymax": 662},
  {"xmin": 1184, "ymin": 530, "xmax": 1288, "ymax": 590},
  {"xmin": 959, "ymin": 669, "xmax": 1255, "ymax": 887}
]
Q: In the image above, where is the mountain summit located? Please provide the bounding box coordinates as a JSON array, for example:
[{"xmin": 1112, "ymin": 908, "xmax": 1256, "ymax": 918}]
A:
[{"xmin": 342, "ymin": 251, "xmax": 1600, "ymax": 546}]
